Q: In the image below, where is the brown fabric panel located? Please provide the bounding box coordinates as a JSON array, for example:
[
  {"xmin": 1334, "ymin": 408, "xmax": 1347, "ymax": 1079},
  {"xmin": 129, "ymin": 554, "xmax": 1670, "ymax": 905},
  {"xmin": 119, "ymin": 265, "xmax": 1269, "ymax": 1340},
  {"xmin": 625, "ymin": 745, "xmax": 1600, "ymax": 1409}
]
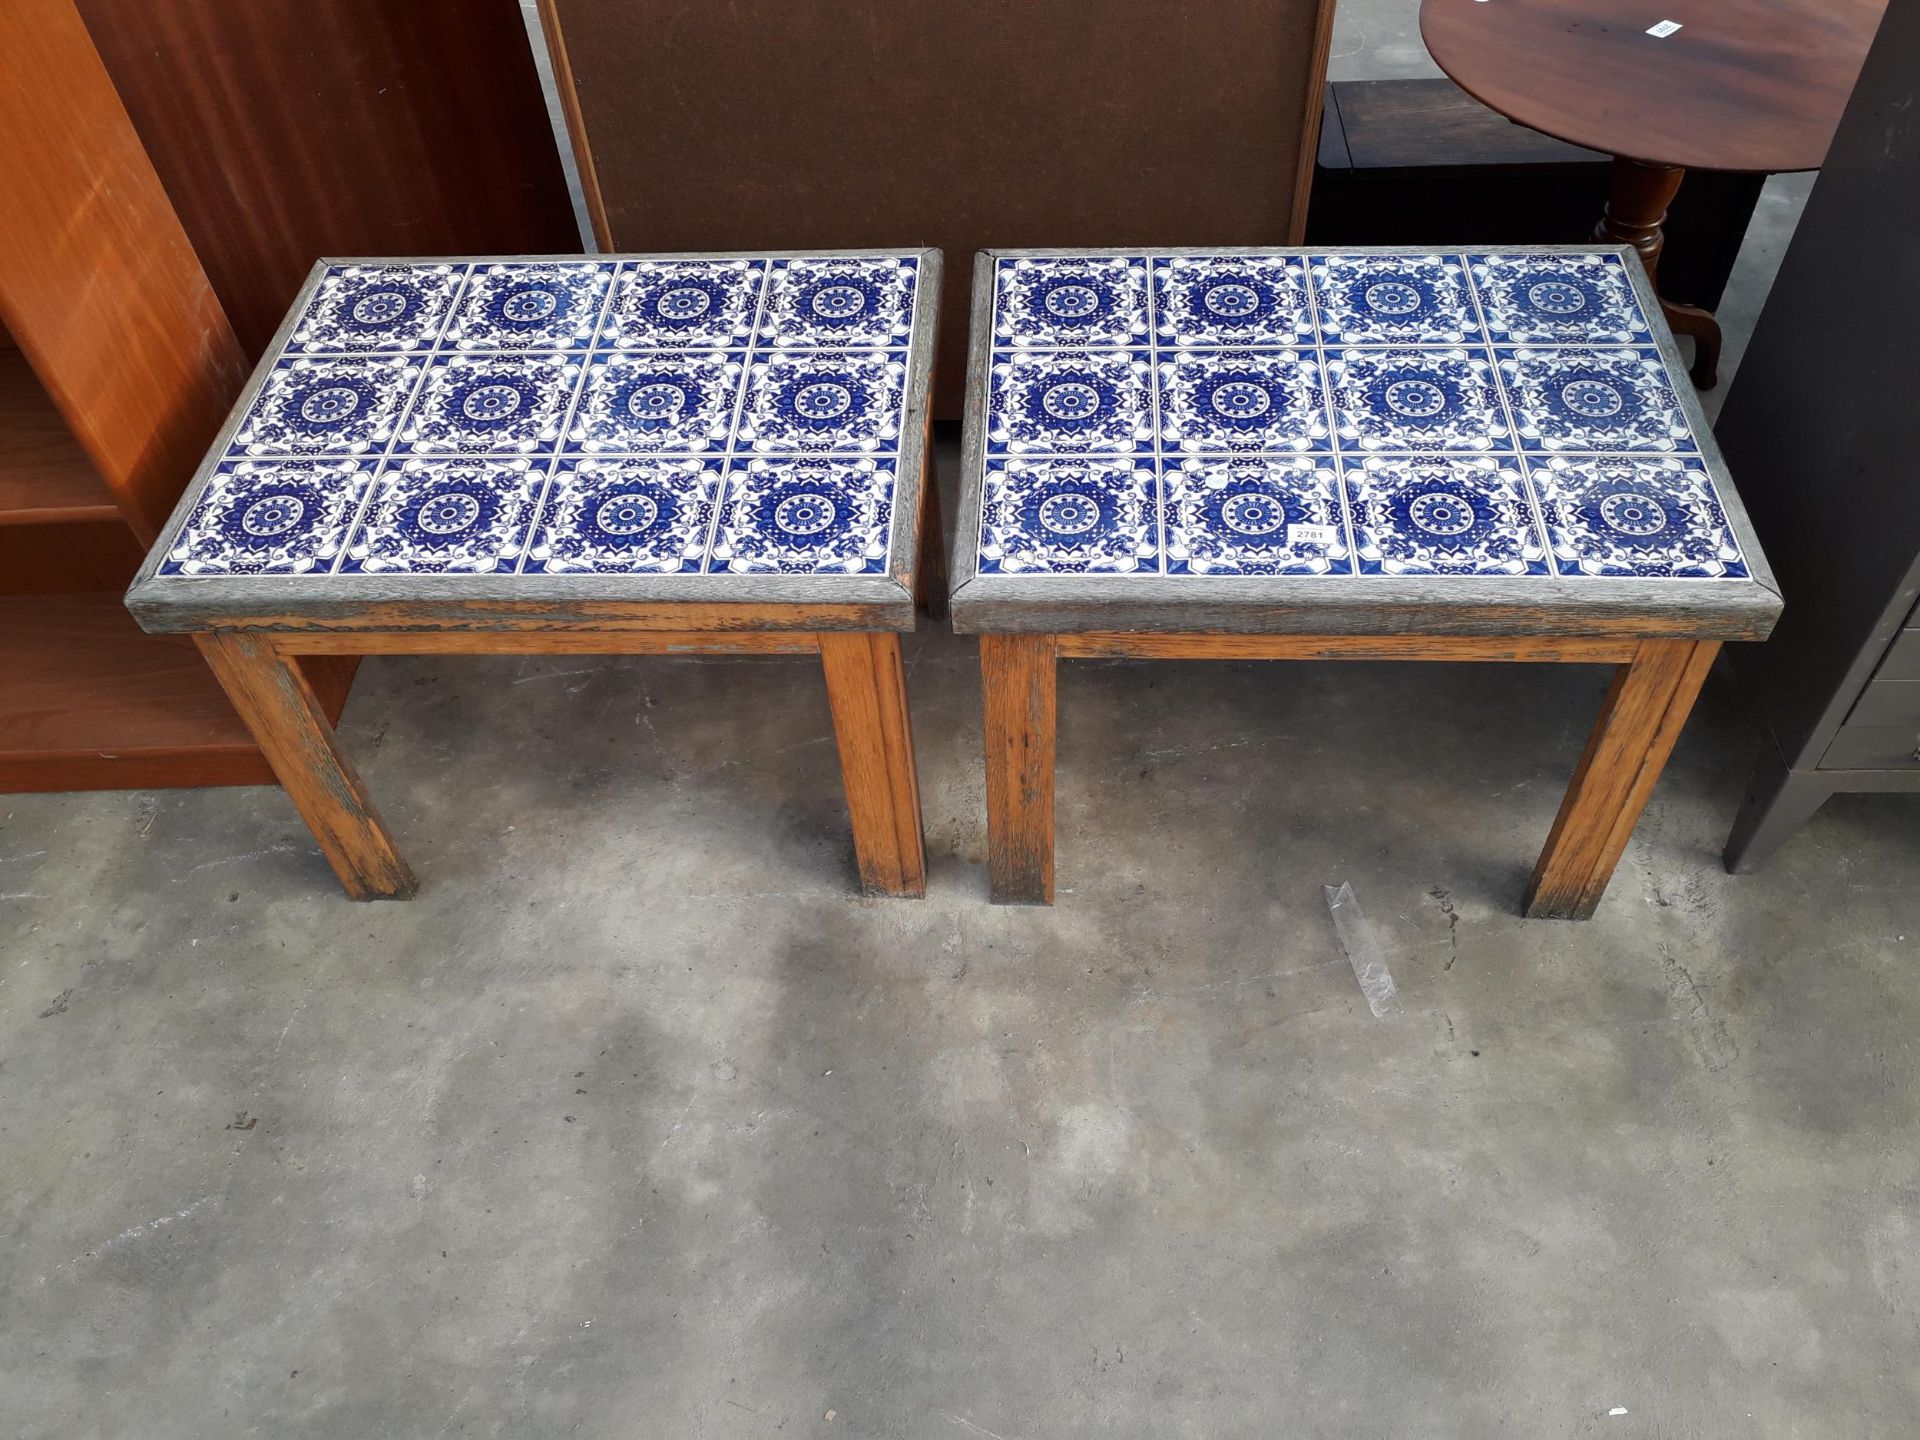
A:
[{"xmin": 552, "ymin": 1, "xmax": 1331, "ymax": 414}]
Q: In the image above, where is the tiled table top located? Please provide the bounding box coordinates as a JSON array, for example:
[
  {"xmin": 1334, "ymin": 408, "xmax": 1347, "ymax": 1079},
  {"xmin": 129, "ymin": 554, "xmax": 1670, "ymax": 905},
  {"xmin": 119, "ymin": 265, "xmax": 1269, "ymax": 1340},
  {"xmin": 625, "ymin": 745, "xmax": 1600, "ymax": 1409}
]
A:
[
  {"xmin": 950, "ymin": 247, "xmax": 1780, "ymax": 638},
  {"xmin": 128, "ymin": 250, "xmax": 938, "ymax": 629}
]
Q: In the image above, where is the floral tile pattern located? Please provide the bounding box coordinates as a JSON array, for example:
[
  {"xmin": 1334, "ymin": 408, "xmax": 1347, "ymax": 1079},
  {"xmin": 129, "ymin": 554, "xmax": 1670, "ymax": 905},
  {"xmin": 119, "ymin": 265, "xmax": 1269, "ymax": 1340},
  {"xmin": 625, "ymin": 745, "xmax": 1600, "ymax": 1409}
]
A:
[
  {"xmin": 971, "ymin": 248, "xmax": 1745, "ymax": 582},
  {"xmin": 155, "ymin": 254, "xmax": 930, "ymax": 579}
]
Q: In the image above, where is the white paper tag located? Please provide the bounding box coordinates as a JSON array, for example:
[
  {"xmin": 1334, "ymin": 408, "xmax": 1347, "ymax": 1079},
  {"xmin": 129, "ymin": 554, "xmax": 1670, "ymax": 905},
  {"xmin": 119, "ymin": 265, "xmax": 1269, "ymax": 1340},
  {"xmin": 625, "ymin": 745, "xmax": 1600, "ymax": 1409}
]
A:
[
  {"xmin": 1646, "ymin": 19, "xmax": 1683, "ymax": 37},
  {"xmin": 1288, "ymin": 523, "xmax": 1340, "ymax": 548}
]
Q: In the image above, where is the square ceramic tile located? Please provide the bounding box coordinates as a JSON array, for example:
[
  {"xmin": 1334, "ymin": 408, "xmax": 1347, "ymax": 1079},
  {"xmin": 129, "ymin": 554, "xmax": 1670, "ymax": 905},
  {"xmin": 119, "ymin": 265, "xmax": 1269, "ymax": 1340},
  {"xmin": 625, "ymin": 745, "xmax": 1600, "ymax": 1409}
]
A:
[
  {"xmin": 1310, "ymin": 254, "xmax": 1480, "ymax": 345},
  {"xmin": 287, "ymin": 264, "xmax": 465, "ymax": 353},
  {"xmin": 340, "ymin": 458, "xmax": 545, "ymax": 574},
  {"xmin": 977, "ymin": 456, "xmax": 1158, "ymax": 575},
  {"xmin": 525, "ymin": 457, "xmax": 722, "ymax": 574},
  {"xmin": 601, "ymin": 259, "xmax": 767, "ymax": 350},
  {"xmin": 399, "ymin": 353, "xmax": 582, "ymax": 455},
  {"xmin": 1531, "ymin": 455, "xmax": 1747, "ymax": 578},
  {"xmin": 1471, "ymin": 253, "xmax": 1650, "ymax": 345},
  {"xmin": 1152, "ymin": 255, "xmax": 1313, "ymax": 347},
  {"xmin": 1158, "ymin": 349, "xmax": 1328, "ymax": 453},
  {"xmin": 1345, "ymin": 455, "xmax": 1548, "ymax": 576},
  {"xmin": 760, "ymin": 255, "xmax": 918, "ymax": 348},
  {"xmin": 158, "ymin": 460, "xmax": 372, "ymax": 575},
  {"xmin": 442, "ymin": 261, "xmax": 613, "ymax": 350},
  {"xmin": 735, "ymin": 350, "xmax": 909, "ymax": 453},
  {"xmin": 1498, "ymin": 348, "xmax": 1696, "ymax": 453},
  {"xmin": 986, "ymin": 349, "xmax": 1154, "ymax": 455},
  {"xmin": 994, "ymin": 256, "xmax": 1150, "ymax": 349},
  {"xmin": 228, "ymin": 355, "xmax": 424, "ymax": 457},
  {"xmin": 1326, "ymin": 347, "xmax": 1509, "ymax": 452},
  {"xmin": 1164, "ymin": 456, "xmax": 1349, "ymax": 575},
  {"xmin": 568, "ymin": 350, "xmax": 745, "ymax": 454},
  {"xmin": 710, "ymin": 456, "xmax": 895, "ymax": 574}
]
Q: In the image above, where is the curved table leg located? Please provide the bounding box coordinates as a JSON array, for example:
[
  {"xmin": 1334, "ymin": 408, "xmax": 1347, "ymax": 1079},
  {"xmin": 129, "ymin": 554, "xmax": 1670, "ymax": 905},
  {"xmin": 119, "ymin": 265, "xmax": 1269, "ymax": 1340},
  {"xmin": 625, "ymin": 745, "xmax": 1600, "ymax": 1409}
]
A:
[{"xmin": 1594, "ymin": 156, "xmax": 1723, "ymax": 390}]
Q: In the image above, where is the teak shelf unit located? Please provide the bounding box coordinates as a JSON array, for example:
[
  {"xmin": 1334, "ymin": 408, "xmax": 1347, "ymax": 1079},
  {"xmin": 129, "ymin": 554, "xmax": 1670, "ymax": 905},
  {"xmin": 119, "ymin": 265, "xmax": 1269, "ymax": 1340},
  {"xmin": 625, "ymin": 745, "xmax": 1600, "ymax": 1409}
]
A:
[{"xmin": 0, "ymin": 0, "xmax": 352, "ymax": 794}]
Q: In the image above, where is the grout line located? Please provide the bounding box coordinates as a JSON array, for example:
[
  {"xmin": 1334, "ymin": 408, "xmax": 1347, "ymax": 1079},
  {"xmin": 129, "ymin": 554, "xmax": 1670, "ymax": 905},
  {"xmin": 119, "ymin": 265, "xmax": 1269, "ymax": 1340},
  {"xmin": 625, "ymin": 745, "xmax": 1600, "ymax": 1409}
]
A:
[
  {"xmin": 1141, "ymin": 256, "xmax": 1167, "ymax": 575},
  {"xmin": 327, "ymin": 262, "xmax": 480, "ymax": 574},
  {"xmin": 699, "ymin": 259, "xmax": 778, "ymax": 574},
  {"xmin": 512, "ymin": 262, "xmax": 624, "ymax": 574},
  {"xmin": 1301, "ymin": 254, "xmax": 1361, "ymax": 577},
  {"xmin": 1460, "ymin": 252, "xmax": 1558, "ymax": 576}
]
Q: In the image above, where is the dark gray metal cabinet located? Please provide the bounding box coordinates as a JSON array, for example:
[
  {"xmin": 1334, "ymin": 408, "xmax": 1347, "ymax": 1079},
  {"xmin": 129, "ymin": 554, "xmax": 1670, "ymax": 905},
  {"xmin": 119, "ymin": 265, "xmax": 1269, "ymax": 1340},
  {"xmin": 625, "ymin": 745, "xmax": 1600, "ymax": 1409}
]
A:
[{"xmin": 1718, "ymin": 4, "xmax": 1919, "ymax": 869}]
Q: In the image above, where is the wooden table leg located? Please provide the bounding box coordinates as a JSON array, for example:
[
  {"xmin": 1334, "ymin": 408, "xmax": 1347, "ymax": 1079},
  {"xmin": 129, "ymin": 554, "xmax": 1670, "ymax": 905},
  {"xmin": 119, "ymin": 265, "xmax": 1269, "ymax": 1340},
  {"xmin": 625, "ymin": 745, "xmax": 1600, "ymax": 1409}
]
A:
[
  {"xmin": 1595, "ymin": 155, "xmax": 1723, "ymax": 389},
  {"xmin": 195, "ymin": 632, "xmax": 416, "ymax": 900},
  {"xmin": 980, "ymin": 632, "xmax": 1057, "ymax": 904},
  {"xmin": 1523, "ymin": 637, "xmax": 1720, "ymax": 919},
  {"xmin": 819, "ymin": 631, "xmax": 926, "ymax": 897}
]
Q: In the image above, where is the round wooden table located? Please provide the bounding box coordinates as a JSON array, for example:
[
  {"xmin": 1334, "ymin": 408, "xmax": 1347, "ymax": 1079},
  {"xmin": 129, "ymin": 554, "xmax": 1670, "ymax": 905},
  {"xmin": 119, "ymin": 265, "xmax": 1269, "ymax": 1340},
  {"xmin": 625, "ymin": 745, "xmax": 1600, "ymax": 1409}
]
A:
[{"xmin": 1421, "ymin": 0, "xmax": 1885, "ymax": 387}]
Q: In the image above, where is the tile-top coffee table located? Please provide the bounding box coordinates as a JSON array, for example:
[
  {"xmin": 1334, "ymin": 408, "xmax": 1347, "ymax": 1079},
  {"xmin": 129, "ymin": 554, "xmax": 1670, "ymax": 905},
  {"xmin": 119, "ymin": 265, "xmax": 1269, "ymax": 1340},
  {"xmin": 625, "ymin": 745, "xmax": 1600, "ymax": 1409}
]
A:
[
  {"xmin": 950, "ymin": 247, "xmax": 1782, "ymax": 918},
  {"xmin": 127, "ymin": 250, "xmax": 942, "ymax": 899}
]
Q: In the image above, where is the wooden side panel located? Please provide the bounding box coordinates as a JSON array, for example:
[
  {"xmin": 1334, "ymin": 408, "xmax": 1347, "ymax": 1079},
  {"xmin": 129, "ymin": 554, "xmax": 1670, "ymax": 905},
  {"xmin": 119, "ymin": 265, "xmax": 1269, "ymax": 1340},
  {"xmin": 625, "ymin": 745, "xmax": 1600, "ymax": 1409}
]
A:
[
  {"xmin": 79, "ymin": 0, "xmax": 579, "ymax": 357},
  {"xmin": 0, "ymin": 0, "xmax": 247, "ymax": 544},
  {"xmin": 1056, "ymin": 633, "xmax": 1636, "ymax": 663},
  {"xmin": 981, "ymin": 632, "xmax": 1057, "ymax": 905}
]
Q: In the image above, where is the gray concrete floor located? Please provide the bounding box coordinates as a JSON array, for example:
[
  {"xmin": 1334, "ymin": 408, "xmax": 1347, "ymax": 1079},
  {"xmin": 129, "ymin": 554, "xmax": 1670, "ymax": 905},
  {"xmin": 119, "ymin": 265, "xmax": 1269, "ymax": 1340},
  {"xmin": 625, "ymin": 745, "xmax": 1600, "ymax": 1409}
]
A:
[{"xmin": 6, "ymin": 7, "xmax": 1917, "ymax": 1439}]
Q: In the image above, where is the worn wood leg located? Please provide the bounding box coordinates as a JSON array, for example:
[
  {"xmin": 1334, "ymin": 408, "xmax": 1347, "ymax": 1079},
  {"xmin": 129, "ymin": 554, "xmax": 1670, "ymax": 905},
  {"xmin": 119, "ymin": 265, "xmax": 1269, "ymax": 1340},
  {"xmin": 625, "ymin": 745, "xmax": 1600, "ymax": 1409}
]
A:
[
  {"xmin": 981, "ymin": 632, "xmax": 1057, "ymax": 904},
  {"xmin": 1595, "ymin": 155, "xmax": 1723, "ymax": 388},
  {"xmin": 1723, "ymin": 743, "xmax": 1832, "ymax": 874},
  {"xmin": 195, "ymin": 632, "xmax": 416, "ymax": 900},
  {"xmin": 819, "ymin": 631, "xmax": 926, "ymax": 897},
  {"xmin": 1523, "ymin": 637, "xmax": 1720, "ymax": 920}
]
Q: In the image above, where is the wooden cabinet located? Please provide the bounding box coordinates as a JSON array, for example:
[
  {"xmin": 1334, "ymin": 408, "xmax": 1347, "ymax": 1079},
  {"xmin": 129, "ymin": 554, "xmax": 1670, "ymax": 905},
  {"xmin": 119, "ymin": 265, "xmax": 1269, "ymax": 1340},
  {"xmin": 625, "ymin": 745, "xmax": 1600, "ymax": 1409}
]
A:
[{"xmin": 0, "ymin": 0, "xmax": 573, "ymax": 793}]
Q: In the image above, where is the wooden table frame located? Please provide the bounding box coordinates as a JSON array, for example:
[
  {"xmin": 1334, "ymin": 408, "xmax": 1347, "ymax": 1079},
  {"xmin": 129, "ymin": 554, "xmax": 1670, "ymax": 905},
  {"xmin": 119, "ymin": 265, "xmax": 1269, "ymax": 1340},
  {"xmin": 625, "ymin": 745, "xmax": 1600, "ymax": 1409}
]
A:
[
  {"xmin": 126, "ymin": 249, "xmax": 944, "ymax": 901},
  {"xmin": 949, "ymin": 246, "xmax": 1783, "ymax": 920}
]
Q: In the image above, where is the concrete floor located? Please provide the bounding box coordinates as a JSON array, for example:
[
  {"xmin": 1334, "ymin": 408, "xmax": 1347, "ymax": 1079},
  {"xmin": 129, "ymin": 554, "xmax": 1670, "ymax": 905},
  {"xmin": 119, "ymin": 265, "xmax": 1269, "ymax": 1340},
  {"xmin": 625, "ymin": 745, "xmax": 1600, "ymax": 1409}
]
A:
[{"xmin": 6, "ymin": 7, "xmax": 1917, "ymax": 1440}]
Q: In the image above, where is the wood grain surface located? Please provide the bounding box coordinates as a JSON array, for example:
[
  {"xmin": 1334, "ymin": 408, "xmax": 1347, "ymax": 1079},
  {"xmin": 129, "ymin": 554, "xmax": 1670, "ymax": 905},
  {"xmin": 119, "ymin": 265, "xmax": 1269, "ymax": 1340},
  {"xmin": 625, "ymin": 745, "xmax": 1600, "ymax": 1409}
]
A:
[
  {"xmin": 820, "ymin": 631, "xmax": 927, "ymax": 898},
  {"xmin": 1421, "ymin": 0, "xmax": 1885, "ymax": 172},
  {"xmin": 1523, "ymin": 637, "xmax": 1720, "ymax": 919},
  {"xmin": 981, "ymin": 632, "xmax": 1058, "ymax": 905},
  {"xmin": 196, "ymin": 632, "xmax": 416, "ymax": 900}
]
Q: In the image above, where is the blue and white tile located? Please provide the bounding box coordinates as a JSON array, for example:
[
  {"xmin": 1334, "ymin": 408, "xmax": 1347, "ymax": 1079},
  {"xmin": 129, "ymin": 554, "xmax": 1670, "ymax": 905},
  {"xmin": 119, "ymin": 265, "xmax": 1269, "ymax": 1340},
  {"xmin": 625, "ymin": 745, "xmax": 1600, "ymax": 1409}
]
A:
[
  {"xmin": 760, "ymin": 255, "xmax": 918, "ymax": 348},
  {"xmin": 1346, "ymin": 455, "xmax": 1547, "ymax": 576},
  {"xmin": 1157, "ymin": 349, "xmax": 1328, "ymax": 453},
  {"xmin": 986, "ymin": 350, "xmax": 1153, "ymax": 455},
  {"xmin": 568, "ymin": 350, "xmax": 744, "ymax": 454},
  {"xmin": 288, "ymin": 264, "xmax": 465, "ymax": 353},
  {"xmin": 710, "ymin": 457, "xmax": 895, "ymax": 575},
  {"xmin": 602, "ymin": 259, "xmax": 767, "ymax": 350},
  {"xmin": 977, "ymin": 457, "xmax": 1158, "ymax": 575},
  {"xmin": 1498, "ymin": 348, "xmax": 1695, "ymax": 452},
  {"xmin": 229, "ymin": 355, "xmax": 423, "ymax": 457},
  {"xmin": 442, "ymin": 262, "xmax": 612, "ymax": 351},
  {"xmin": 525, "ymin": 457, "xmax": 721, "ymax": 574},
  {"xmin": 1164, "ymin": 456, "xmax": 1348, "ymax": 575},
  {"xmin": 1310, "ymin": 254, "xmax": 1480, "ymax": 345},
  {"xmin": 1531, "ymin": 455, "xmax": 1746, "ymax": 578},
  {"xmin": 993, "ymin": 255, "xmax": 1149, "ymax": 349},
  {"xmin": 340, "ymin": 458, "xmax": 545, "ymax": 574},
  {"xmin": 1471, "ymin": 253, "xmax": 1649, "ymax": 345},
  {"xmin": 158, "ymin": 460, "xmax": 370, "ymax": 575},
  {"xmin": 1152, "ymin": 255, "xmax": 1313, "ymax": 348},
  {"xmin": 736, "ymin": 350, "xmax": 908, "ymax": 453},
  {"xmin": 1326, "ymin": 348, "xmax": 1508, "ymax": 452},
  {"xmin": 399, "ymin": 354, "xmax": 581, "ymax": 455}
]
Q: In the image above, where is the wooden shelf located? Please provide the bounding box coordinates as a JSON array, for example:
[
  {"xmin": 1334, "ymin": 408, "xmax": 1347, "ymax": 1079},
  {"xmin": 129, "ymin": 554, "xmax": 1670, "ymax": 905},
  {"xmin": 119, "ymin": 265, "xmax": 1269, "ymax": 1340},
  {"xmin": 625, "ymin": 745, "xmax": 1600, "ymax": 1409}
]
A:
[
  {"xmin": 0, "ymin": 592, "xmax": 355, "ymax": 791},
  {"xmin": 0, "ymin": 350, "xmax": 122, "ymax": 525}
]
